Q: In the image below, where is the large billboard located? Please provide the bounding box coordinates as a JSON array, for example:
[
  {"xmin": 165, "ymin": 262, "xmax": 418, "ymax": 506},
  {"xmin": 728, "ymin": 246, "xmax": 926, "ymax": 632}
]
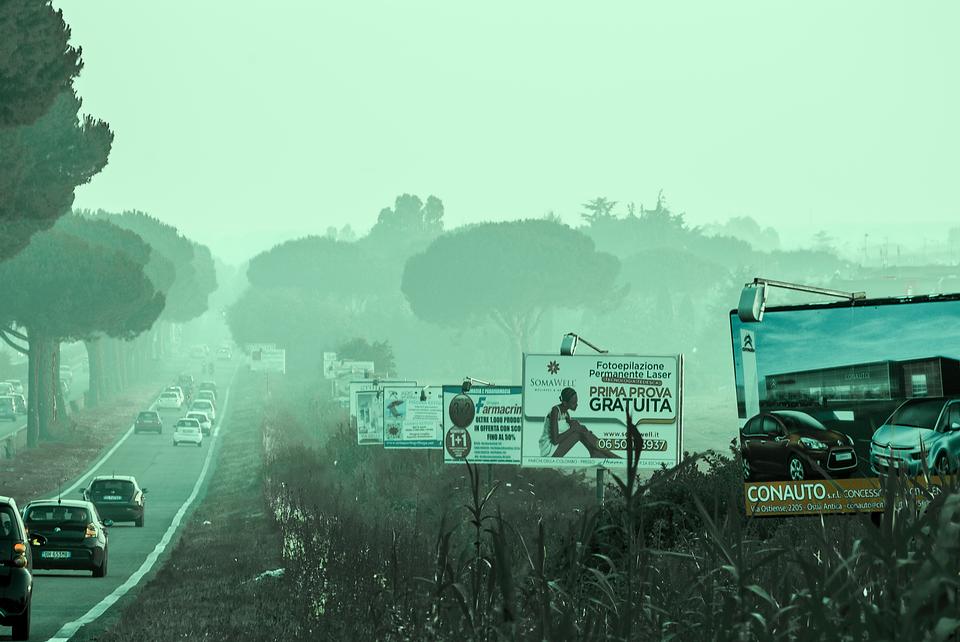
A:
[
  {"xmin": 382, "ymin": 385, "xmax": 443, "ymax": 449},
  {"xmin": 443, "ymin": 385, "xmax": 522, "ymax": 464},
  {"xmin": 521, "ymin": 354, "xmax": 683, "ymax": 468},
  {"xmin": 348, "ymin": 379, "xmax": 416, "ymax": 421},
  {"xmin": 730, "ymin": 293, "xmax": 960, "ymax": 516}
]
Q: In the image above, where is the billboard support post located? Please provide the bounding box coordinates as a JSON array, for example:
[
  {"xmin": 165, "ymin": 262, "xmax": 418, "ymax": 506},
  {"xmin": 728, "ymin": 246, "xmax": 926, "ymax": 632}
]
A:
[{"xmin": 596, "ymin": 468, "xmax": 605, "ymax": 505}]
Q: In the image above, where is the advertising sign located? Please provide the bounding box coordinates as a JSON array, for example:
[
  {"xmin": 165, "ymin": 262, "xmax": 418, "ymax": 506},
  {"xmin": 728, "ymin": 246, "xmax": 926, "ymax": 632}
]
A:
[
  {"xmin": 743, "ymin": 476, "xmax": 947, "ymax": 517},
  {"xmin": 729, "ymin": 293, "xmax": 960, "ymax": 516},
  {"xmin": 442, "ymin": 386, "xmax": 522, "ymax": 464},
  {"xmin": 356, "ymin": 389, "xmax": 385, "ymax": 445},
  {"xmin": 383, "ymin": 385, "xmax": 443, "ymax": 449},
  {"xmin": 521, "ymin": 354, "xmax": 683, "ymax": 468},
  {"xmin": 250, "ymin": 347, "xmax": 286, "ymax": 374},
  {"xmin": 348, "ymin": 379, "xmax": 416, "ymax": 421}
]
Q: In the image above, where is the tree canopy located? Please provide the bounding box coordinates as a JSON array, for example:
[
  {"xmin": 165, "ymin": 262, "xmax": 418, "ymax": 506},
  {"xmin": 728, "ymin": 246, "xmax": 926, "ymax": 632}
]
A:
[{"xmin": 0, "ymin": 0, "xmax": 83, "ymax": 128}]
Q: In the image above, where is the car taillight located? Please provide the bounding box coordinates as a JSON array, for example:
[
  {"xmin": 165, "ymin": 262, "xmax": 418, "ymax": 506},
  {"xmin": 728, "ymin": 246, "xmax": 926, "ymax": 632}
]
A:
[
  {"xmin": 13, "ymin": 542, "xmax": 27, "ymax": 567},
  {"xmin": 13, "ymin": 542, "xmax": 26, "ymax": 554},
  {"xmin": 85, "ymin": 523, "xmax": 97, "ymax": 538}
]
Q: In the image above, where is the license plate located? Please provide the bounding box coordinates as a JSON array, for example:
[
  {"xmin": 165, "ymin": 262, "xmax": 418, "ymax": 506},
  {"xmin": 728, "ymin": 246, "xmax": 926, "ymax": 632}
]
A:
[
  {"xmin": 103, "ymin": 495, "xmax": 123, "ymax": 500},
  {"xmin": 835, "ymin": 452, "xmax": 853, "ymax": 461},
  {"xmin": 41, "ymin": 550, "xmax": 71, "ymax": 559}
]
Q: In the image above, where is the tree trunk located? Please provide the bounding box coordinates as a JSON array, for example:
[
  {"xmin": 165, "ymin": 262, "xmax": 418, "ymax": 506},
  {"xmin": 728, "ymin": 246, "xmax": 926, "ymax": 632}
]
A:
[
  {"xmin": 34, "ymin": 334, "xmax": 55, "ymax": 440},
  {"xmin": 53, "ymin": 342, "xmax": 66, "ymax": 422},
  {"xmin": 26, "ymin": 337, "xmax": 39, "ymax": 448},
  {"xmin": 85, "ymin": 338, "xmax": 104, "ymax": 408}
]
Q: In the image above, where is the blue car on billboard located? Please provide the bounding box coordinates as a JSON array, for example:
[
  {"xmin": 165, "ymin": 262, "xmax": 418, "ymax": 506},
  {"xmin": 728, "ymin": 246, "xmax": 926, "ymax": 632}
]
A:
[{"xmin": 870, "ymin": 397, "xmax": 960, "ymax": 476}]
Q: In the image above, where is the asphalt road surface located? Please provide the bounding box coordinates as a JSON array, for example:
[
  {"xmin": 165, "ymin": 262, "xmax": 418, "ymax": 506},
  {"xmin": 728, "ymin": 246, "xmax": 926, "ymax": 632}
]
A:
[{"xmin": 1, "ymin": 358, "xmax": 239, "ymax": 641}]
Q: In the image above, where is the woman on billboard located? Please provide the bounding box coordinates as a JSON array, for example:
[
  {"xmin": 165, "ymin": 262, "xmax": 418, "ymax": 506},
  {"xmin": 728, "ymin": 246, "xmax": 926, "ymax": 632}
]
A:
[{"xmin": 539, "ymin": 388, "xmax": 620, "ymax": 458}]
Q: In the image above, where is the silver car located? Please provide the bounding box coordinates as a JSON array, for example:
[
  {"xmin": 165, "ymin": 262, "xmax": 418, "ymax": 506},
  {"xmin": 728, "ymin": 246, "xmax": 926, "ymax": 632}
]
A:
[{"xmin": 870, "ymin": 397, "xmax": 960, "ymax": 476}]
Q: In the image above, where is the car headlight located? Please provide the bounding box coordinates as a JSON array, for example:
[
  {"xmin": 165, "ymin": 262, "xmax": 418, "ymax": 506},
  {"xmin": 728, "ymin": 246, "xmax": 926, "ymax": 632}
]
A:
[{"xmin": 800, "ymin": 437, "xmax": 828, "ymax": 450}]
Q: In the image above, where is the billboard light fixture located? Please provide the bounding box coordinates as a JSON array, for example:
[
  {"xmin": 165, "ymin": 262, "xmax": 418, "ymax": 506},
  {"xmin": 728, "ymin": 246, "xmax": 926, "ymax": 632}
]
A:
[
  {"xmin": 560, "ymin": 333, "xmax": 609, "ymax": 356},
  {"xmin": 738, "ymin": 277, "xmax": 866, "ymax": 323},
  {"xmin": 462, "ymin": 376, "xmax": 494, "ymax": 393}
]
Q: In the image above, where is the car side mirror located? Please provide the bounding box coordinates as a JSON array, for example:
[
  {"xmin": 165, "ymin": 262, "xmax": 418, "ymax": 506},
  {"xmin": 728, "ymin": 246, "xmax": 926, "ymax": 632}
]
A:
[
  {"xmin": 78, "ymin": 490, "xmax": 86, "ymax": 497},
  {"xmin": 141, "ymin": 488, "xmax": 148, "ymax": 494},
  {"xmin": 102, "ymin": 519, "xmax": 114, "ymax": 527},
  {"xmin": 30, "ymin": 534, "xmax": 47, "ymax": 546}
]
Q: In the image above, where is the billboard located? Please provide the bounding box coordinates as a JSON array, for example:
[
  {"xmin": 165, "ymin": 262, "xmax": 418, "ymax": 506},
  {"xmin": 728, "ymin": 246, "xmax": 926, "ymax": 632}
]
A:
[
  {"xmin": 250, "ymin": 347, "xmax": 286, "ymax": 373},
  {"xmin": 382, "ymin": 385, "xmax": 443, "ymax": 449},
  {"xmin": 521, "ymin": 354, "xmax": 683, "ymax": 468},
  {"xmin": 356, "ymin": 389, "xmax": 385, "ymax": 445},
  {"xmin": 729, "ymin": 293, "xmax": 960, "ymax": 516},
  {"xmin": 348, "ymin": 379, "xmax": 416, "ymax": 421},
  {"xmin": 442, "ymin": 386, "xmax": 522, "ymax": 464}
]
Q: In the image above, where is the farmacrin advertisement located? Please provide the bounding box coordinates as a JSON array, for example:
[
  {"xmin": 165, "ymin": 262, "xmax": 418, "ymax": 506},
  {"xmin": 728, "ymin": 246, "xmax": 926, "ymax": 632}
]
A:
[
  {"xmin": 443, "ymin": 386, "xmax": 522, "ymax": 464},
  {"xmin": 521, "ymin": 354, "xmax": 683, "ymax": 469},
  {"xmin": 730, "ymin": 293, "xmax": 960, "ymax": 516},
  {"xmin": 382, "ymin": 385, "xmax": 443, "ymax": 449}
]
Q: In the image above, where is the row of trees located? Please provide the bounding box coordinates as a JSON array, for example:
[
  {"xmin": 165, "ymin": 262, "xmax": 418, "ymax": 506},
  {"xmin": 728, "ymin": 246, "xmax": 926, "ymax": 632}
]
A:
[{"xmin": 0, "ymin": 3, "xmax": 218, "ymax": 445}]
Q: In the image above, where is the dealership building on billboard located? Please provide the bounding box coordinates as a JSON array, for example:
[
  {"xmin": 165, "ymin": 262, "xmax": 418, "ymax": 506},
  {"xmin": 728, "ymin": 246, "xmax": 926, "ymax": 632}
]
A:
[{"xmin": 763, "ymin": 356, "xmax": 960, "ymax": 404}]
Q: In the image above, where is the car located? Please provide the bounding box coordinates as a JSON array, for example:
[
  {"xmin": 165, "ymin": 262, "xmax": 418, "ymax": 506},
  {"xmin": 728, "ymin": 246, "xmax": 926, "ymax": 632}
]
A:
[
  {"xmin": 59, "ymin": 365, "xmax": 74, "ymax": 384},
  {"xmin": 134, "ymin": 410, "xmax": 163, "ymax": 434},
  {"xmin": 0, "ymin": 382, "xmax": 13, "ymax": 396},
  {"xmin": 190, "ymin": 399, "xmax": 216, "ymax": 423},
  {"xmin": 0, "ymin": 396, "xmax": 17, "ymax": 422},
  {"xmin": 740, "ymin": 410, "xmax": 858, "ymax": 481},
  {"xmin": 0, "ymin": 496, "xmax": 40, "ymax": 640},
  {"xmin": 81, "ymin": 476, "xmax": 147, "ymax": 528},
  {"xmin": 870, "ymin": 397, "xmax": 960, "ymax": 477},
  {"xmin": 185, "ymin": 411, "xmax": 212, "ymax": 436},
  {"xmin": 157, "ymin": 391, "xmax": 183, "ymax": 410},
  {"xmin": 173, "ymin": 418, "xmax": 203, "ymax": 447},
  {"xmin": 196, "ymin": 389, "xmax": 217, "ymax": 406},
  {"xmin": 216, "ymin": 346, "xmax": 232, "ymax": 361},
  {"xmin": 164, "ymin": 386, "xmax": 185, "ymax": 404},
  {"xmin": 2, "ymin": 380, "xmax": 23, "ymax": 395},
  {"xmin": 22, "ymin": 500, "xmax": 109, "ymax": 577},
  {"xmin": 198, "ymin": 380, "xmax": 218, "ymax": 397},
  {"xmin": 189, "ymin": 345, "xmax": 209, "ymax": 360}
]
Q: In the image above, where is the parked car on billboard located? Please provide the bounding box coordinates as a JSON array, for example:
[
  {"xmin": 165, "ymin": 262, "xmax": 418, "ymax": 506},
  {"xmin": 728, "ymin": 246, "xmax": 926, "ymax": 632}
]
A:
[
  {"xmin": 740, "ymin": 410, "xmax": 858, "ymax": 481},
  {"xmin": 869, "ymin": 396, "xmax": 960, "ymax": 476}
]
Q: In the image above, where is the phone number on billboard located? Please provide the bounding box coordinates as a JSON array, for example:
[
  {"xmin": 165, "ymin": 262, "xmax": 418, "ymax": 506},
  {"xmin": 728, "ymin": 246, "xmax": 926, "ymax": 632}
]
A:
[{"xmin": 597, "ymin": 438, "xmax": 668, "ymax": 451}]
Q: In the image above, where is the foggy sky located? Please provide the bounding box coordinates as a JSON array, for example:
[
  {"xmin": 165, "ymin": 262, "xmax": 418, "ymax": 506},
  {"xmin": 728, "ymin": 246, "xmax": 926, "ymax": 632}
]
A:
[{"xmin": 55, "ymin": 1, "xmax": 959, "ymax": 264}]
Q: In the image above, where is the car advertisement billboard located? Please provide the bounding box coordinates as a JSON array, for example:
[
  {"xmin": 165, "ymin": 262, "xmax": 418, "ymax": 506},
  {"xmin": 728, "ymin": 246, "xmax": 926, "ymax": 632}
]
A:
[
  {"xmin": 382, "ymin": 385, "xmax": 443, "ymax": 449},
  {"xmin": 442, "ymin": 385, "xmax": 522, "ymax": 464},
  {"xmin": 521, "ymin": 354, "xmax": 683, "ymax": 469},
  {"xmin": 730, "ymin": 293, "xmax": 960, "ymax": 516}
]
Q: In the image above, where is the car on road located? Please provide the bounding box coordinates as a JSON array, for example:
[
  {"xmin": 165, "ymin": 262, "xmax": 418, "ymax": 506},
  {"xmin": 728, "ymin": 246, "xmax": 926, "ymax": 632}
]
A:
[
  {"xmin": 2, "ymin": 380, "xmax": 23, "ymax": 395},
  {"xmin": 216, "ymin": 346, "xmax": 232, "ymax": 360},
  {"xmin": 82, "ymin": 476, "xmax": 147, "ymax": 528},
  {"xmin": 189, "ymin": 345, "xmax": 209, "ymax": 360},
  {"xmin": 190, "ymin": 399, "xmax": 216, "ymax": 424},
  {"xmin": 0, "ymin": 496, "xmax": 40, "ymax": 640},
  {"xmin": 198, "ymin": 380, "xmax": 218, "ymax": 396},
  {"xmin": 164, "ymin": 386, "xmax": 185, "ymax": 404},
  {"xmin": 185, "ymin": 411, "xmax": 212, "ymax": 436},
  {"xmin": 740, "ymin": 410, "xmax": 858, "ymax": 481},
  {"xmin": 0, "ymin": 396, "xmax": 17, "ymax": 422},
  {"xmin": 0, "ymin": 382, "xmax": 13, "ymax": 396},
  {"xmin": 22, "ymin": 500, "xmax": 109, "ymax": 577},
  {"xmin": 134, "ymin": 410, "xmax": 164, "ymax": 434},
  {"xmin": 196, "ymin": 389, "xmax": 217, "ymax": 406},
  {"xmin": 157, "ymin": 391, "xmax": 183, "ymax": 410},
  {"xmin": 10, "ymin": 394, "xmax": 25, "ymax": 415},
  {"xmin": 870, "ymin": 397, "xmax": 960, "ymax": 477},
  {"xmin": 173, "ymin": 418, "xmax": 203, "ymax": 447}
]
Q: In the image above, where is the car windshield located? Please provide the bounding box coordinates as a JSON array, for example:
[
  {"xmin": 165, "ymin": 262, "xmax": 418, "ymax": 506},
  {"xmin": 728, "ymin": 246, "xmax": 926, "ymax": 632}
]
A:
[
  {"xmin": 138, "ymin": 412, "xmax": 159, "ymax": 420},
  {"xmin": 187, "ymin": 413, "xmax": 206, "ymax": 421},
  {"xmin": 161, "ymin": 392, "xmax": 178, "ymax": 398},
  {"xmin": 887, "ymin": 399, "xmax": 946, "ymax": 430},
  {"xmin": 0, "ymin": 506, "xmax": 20, "ymax": 540},
  {"xmin": 193, "ymin": 401, "xmax": 211, "ymax": 409},
  {"xmin": 25, "ymin": 505, "xmax": 90, "ymax": 524},
  {"xmin": 90, "ymin": 480, "xmax": 135, "ymax": 497},
  {"xmin": 177, "ymin": 420, "xmax": 199, "ymax": 428}
]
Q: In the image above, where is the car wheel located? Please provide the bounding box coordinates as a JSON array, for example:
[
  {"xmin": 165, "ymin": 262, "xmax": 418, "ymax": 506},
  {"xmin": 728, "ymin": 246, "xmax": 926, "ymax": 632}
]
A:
[
  {"xmin": 10, "ymin": 596, "xmax": 30, "ymax": 640},
  {"xmin": 136, "ymin": 513, "xmax": 144, "ymax": 528},
  {"xmin": 935, "ymin": 453, "xmax": 953, "ymax": 477},
  {"xmin": 742, "ymin": 457, "xmax": 752, "ymax": 481},
  {"xmin": 788, "ymin": 455, "xmax": 806, "ymax": 481},
  {"xmin": 93, "ymin": 549, "xmax": 108, "ymax": 577}
]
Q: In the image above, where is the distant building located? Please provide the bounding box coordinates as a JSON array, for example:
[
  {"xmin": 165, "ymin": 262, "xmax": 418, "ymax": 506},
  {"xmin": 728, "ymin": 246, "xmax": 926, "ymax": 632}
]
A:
[{"xmin": 764, "ymin": 357, "xmax": 960, "ymax": 404}]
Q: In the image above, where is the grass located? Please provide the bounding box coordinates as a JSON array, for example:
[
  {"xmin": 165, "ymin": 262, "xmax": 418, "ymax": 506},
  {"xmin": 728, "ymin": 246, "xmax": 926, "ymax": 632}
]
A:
[{"xmin": 73, "ymin": 369, "xmax": 296, "ymax": 642}]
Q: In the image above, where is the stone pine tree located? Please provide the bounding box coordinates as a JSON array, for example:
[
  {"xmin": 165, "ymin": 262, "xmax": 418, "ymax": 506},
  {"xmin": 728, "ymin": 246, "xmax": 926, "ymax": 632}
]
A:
[
  {"xmin": 0, "ymin": 0, "xmax": 83, "ymax": 128},
  {"xmin": 0, "ymin": 89, "xmax": 113, "ymax": 261},
  {"xmin": 0, "ymin": 223, "xmax": 163, "ymax": 446},
  {"xmin": 401, "ymin": 220, "xmax": 620, "ymax": 380}
]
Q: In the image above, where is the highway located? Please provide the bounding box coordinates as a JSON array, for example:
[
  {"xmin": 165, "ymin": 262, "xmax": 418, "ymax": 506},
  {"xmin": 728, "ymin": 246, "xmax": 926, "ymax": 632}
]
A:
[{"xmin": 0, "ymin": 359, "xmax": 238, "ymax": 641}]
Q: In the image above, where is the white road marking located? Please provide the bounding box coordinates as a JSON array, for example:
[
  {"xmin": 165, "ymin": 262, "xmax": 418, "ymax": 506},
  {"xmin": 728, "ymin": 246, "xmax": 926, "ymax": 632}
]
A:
[{"xmin": 47, "ymin": 374, "xmax": 236, "ymax": 641}]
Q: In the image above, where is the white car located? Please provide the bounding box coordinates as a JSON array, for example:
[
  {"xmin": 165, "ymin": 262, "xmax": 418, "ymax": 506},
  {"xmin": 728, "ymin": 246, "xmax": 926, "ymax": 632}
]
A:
[
  {"xmin": 196, "ymin": 389, "xmax": 216, "ymax": 406},
  {"xmin": 185, "ymin": 411, "xmax": 212, "ymax": 436},
  {"xmin": 172, "ymin": 418, "xmax": 203, "ymax": 447},
  {"xmin": 157, "ymin": 391, "xmax": 183, "ymax": 410},
  {"xmin": 0, "ymin": 382, "xmax": 13, "ymax": 396},
  {"xmin": 3, "ymin": 380, "xmax": 23, "ymax": 395},
  {"xmin": 164, "ymin": 386, "xmax": 185, "ymax": 404},
  {"xmin": 190, "ymin": 400, "xmax": 216, "ymax": 423}
]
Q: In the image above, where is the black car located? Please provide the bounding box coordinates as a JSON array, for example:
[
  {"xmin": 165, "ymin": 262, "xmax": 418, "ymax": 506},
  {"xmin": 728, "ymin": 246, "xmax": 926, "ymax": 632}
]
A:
[
  {"xmin": 82, "ymin": 476, "xmax": 147, "ymax": 527},
  {"xmin": 22, "ymin": 500, "xmax": 109, "ymax": 577},
  {"xmin": 0, "ymin": 496, "xmax": 40, "ymax": 640},
  {"xmin": 134, "ymin": 410, "xmax": 163, "ymax": 434}
]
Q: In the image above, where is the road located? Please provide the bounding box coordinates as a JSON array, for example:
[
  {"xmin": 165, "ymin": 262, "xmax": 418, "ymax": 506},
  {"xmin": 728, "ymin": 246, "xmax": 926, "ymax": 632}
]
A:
[{"xmin": 0, "ymin": 359, "xmax": 239, "ymax": 641}]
